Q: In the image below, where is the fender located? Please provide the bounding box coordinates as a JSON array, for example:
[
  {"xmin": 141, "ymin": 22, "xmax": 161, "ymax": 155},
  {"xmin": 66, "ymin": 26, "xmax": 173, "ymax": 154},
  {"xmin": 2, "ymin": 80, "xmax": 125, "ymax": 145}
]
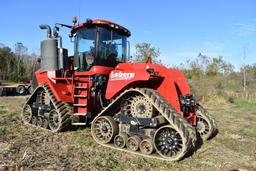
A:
[
  {"xmin": 35, "ymin": 69, "xmax": 73, "ymax": 103},
  {"xmin": 106, "ymin": 62, "xmax": 192, "ymax": 114}
]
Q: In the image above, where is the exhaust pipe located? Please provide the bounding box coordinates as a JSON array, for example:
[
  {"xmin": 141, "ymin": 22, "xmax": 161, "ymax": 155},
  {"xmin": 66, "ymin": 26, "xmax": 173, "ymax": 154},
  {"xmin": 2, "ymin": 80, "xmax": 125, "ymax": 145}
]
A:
[{"xmin": 39, "ymin": 24, "xmax": 52, "ymax": 38}]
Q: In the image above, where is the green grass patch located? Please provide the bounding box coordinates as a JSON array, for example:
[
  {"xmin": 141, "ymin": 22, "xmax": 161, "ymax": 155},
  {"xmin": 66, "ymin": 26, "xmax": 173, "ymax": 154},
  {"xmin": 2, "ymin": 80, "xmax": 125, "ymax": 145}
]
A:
[
  {"xmin": 0, "ymin": 127, "xmax": 12, "ymax": 136},
  {"xmin": 218, "ymin": 136, "xmax": 255, "ymax": 157},
  {"xmin": 234, "ymin": 100, "xmax": 256, "ymax": 110},
  {"xmin": 0, "ymin": 125, "xmax": 22, "ymax": 137}
]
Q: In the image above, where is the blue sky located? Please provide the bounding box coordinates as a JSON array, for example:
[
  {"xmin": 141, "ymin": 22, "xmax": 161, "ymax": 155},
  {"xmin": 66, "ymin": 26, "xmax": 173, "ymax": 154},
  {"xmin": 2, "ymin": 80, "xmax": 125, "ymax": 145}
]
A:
[{"xmin": 1, "ymin": 0, "xmax": 256, "ymax": 69}]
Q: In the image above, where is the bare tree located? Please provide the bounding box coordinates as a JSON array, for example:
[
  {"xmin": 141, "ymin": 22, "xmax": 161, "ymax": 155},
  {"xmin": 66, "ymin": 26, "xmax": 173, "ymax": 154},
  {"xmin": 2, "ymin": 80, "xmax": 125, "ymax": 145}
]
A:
[
  {"xmin": 134, "ymin": 43, "xmax": 160, "ymax": 63},
  {"xmin": 14, "ymin": 42, "xmax": 28, "ymax": 80}
]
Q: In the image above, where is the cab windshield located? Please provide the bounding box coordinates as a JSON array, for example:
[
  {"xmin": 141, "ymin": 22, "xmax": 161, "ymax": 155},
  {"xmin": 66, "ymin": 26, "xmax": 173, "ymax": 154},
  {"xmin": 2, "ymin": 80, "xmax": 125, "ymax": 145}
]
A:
[{"xmin": 74, "ymin": 27, "xmax": 128, "ymax": 71}]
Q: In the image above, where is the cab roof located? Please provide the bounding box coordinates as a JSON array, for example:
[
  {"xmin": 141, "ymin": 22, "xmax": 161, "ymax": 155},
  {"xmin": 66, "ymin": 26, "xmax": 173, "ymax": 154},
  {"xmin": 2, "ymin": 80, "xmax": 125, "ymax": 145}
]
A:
[{"xmin": 73, "ymin": 19, "xmax": 131, "ymax": 37}]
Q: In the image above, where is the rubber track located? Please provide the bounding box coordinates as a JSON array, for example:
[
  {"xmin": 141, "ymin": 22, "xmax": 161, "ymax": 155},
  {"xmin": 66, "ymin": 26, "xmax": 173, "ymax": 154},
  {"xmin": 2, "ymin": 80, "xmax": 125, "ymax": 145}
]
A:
[
  {"xmin": 146, "ymin": 89, "xmax": 197, "ymax": 146},
  {"xmin": 22, "ymin": 84, "xmax": 74, "ymax": 132},
  {"xmin": 197, "ymin": 103, "xmax": 217, "ymax": 139},
  {"xmin": 92, "ymin": 88, "xmax": 197, "ymax": 161}
]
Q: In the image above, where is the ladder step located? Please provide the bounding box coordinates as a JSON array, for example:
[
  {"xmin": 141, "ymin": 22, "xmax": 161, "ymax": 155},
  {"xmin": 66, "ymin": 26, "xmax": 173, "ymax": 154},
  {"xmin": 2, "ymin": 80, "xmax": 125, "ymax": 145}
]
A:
[
  {"xmin": 73, "ymin": 104, "xmax": 87, "ymax": 107},
  {"xmin": 75, "ymin": 86, "xmax": 87, "ymax": 89},
  {"xmin": 73, "ymin": 113, "xmax": 87, "ymax": 116},
  {"xmin": 72, "ymin": 123, "xmax": 86, "ymax": 126},
  {"xmin": 74, "ymin": 95, "xmax": 87, "ymax": 98}
]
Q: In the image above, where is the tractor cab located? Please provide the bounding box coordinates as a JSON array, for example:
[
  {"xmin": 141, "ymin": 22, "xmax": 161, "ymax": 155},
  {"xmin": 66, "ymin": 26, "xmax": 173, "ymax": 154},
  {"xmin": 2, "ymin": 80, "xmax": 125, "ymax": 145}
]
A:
[{"xmin": 72, "ymin": 19, "xmax": 131, "ymax": 71}]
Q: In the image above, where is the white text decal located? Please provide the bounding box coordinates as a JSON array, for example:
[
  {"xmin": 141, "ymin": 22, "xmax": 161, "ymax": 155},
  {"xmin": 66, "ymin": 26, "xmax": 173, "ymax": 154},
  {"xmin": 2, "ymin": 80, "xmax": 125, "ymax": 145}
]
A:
[{"xmin": 110, "ymin": 71, "xmax": 135, "ymax": 80}]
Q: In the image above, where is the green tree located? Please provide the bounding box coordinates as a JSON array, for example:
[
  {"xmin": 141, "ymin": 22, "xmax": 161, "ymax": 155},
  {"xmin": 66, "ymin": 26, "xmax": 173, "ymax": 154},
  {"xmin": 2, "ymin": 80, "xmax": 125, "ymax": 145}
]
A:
[
  {"xmin": 180, "ymin": 53, "xmax": 234, "ymax": 79},
  {"xmin": 134, "ymin": 43, "xmax": 160, "ymax": 63},
  {"xmin": 0, "ymin": 46, "xmax": 16, "ymax": 80},
  {"xmin": 243, "ymin": 64, "xmax": 256, "ymax": 78},
  {"xmin": 206, "ymin": 56, "xmax": 234, "ymax": 76},
  {"xmin": 0, "ymin": 43, "xmax": 38, "ymax": 82}
]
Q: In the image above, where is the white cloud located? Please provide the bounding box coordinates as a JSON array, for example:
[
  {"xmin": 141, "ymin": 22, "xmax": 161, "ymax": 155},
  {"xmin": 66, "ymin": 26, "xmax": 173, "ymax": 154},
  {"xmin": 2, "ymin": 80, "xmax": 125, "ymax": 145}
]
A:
[{"xmin": 234, "ymin": 23, "xmax": 256, "ymax": 36}]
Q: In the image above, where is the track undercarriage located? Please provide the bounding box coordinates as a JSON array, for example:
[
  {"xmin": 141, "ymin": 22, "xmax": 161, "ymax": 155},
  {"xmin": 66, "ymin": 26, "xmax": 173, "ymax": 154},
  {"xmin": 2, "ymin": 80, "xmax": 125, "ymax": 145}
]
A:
[
  {"xmin": 22, "ymin": 85, "xmax": 77, "ymax": 132},
  {"xmin": 91, "ymin": 88, "xmax": 217, "ymax": 161},
  {"xmin": 22, "ymin": 86, "xmax": 216, "ymax": 161}
]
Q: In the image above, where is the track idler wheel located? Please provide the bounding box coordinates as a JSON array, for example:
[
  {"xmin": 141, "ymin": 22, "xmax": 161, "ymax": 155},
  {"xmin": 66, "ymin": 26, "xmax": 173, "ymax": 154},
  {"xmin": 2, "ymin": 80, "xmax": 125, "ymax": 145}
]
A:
[
  {"xmin": 114, "ymin": 133, "xmax": 129, "ymax": 148},
  {"xmin": 196, "ymin": 107, "xmax": 216, "ymax": 140},
  {"xmin": 140, "ymin": 139, "xmax": 155, "ymax": 155},
  {"xmin": 126, "ymin": 135, "xmax": 141, "ymax": 151},
  {"xmin": 49, "ymin": 110, "xmax": 62, "ymax": 132},
  {"xmin": 154, "ymin": 125, "xmax": 187, "ymax": 161},
  {"xmin": 91, "ymin": 116, "xmax": 118, "ymax": 144},
  {"xmin": 22, "ymin": 105, "xmax": 32, "ymax": 124}
]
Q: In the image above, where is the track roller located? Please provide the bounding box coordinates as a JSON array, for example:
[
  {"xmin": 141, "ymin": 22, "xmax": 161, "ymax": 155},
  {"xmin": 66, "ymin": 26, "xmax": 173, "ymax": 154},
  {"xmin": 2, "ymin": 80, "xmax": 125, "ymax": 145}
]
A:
[
  {"xmin": 114, "ymin": 133, "xmax": 129, "ymax": 148},
  {"xmin": 140, "ymin": 139, "xmax": 155, "ymax": 155},
  {"xmin": 37, "ymin": 116, "xmax": 43, "ymax": 127},
  {"xmin": 42, "ymin": 118, "xmax": 49, "ymax": 129},
  {"xmin": 126, "ymin": 135, "xmax": 141, "ymax": 151},
  {"xmin": 31, "ymin": 116, "xmax": 37, "ymax": 125}
]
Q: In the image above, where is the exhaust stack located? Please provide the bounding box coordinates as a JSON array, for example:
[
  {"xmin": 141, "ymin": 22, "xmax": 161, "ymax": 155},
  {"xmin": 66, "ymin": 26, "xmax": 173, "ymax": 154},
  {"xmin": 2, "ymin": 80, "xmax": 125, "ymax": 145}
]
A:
[
  {"xmin": 39, "ymin": 24, "xmax": 68, "ymax": 72},
  {"xmin": 39, "ymin": 24, "xmax": 52, "ymax": 38}
]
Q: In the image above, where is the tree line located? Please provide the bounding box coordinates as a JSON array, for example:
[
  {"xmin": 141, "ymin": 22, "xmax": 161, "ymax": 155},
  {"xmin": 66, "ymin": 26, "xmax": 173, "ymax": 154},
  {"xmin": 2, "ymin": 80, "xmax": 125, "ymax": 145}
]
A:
[
  {"xmin": 134, "ymin": 43, "xmax": 256, "ymax": 93},
  {"xmin": 1, "ymin": 41, "xmax": 256, "ymax": 91},
  {"xmin": 0, "ymin": 42, "xmax": 38, "ymax": 82}
]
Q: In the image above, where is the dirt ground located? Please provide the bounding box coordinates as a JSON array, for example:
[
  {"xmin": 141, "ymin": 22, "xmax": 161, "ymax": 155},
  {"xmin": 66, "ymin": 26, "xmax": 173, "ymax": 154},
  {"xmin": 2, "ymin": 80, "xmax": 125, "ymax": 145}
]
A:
[{"xmin": 0, "ymin": 96, "xmax": 255, "ymax": 171}]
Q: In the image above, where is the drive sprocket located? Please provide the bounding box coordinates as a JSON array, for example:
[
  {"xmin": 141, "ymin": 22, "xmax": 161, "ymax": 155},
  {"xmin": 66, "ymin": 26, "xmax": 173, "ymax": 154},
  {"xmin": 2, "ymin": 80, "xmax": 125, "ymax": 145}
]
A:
[{"xmin": 130, "ymin": 95, "xmax": 154, "ymax": 118}]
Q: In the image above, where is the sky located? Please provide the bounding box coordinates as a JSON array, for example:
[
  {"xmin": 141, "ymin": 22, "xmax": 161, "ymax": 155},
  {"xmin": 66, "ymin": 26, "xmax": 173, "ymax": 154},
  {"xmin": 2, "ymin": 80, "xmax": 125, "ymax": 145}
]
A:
[{"xmin": 0, "ymin": 0, "xmax": 256, "ymax": 70}]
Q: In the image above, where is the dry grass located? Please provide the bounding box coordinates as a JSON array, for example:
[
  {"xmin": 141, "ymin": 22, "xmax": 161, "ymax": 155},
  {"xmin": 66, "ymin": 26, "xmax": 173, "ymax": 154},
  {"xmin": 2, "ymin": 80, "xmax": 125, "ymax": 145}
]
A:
[{"xmin": 0, "ymin": 96, "xmax": 255, "ymax": 171}]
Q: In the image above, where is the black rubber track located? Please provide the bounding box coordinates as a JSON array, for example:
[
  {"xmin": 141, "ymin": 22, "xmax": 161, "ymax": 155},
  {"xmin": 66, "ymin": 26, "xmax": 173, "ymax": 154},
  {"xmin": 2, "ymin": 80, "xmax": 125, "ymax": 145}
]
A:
[{"xmin": 196, "ymin": 103, "xmax": 218, "ymax": 140}]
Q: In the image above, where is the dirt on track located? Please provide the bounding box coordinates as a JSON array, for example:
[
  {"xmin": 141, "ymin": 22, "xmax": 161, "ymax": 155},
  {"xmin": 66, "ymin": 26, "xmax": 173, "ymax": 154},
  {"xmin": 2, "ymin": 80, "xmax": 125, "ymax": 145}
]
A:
[{"xmin": 0, "ymin": 96, "xmax": 255, "ymax": 171}]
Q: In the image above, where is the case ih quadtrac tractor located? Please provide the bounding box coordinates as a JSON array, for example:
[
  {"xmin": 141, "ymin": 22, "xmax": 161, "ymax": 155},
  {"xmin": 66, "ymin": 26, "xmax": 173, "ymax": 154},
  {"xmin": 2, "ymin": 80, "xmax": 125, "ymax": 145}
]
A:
[{"xmin": 22, "ymin": 18, "xmax": 217, "ymax": 161}]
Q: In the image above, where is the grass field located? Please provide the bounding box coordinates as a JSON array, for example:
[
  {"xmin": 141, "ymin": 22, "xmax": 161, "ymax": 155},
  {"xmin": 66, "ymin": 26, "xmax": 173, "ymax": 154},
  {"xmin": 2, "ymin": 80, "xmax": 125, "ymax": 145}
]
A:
[{"xmin": 0, "ymin": 96, "xmax": 255, "ymax": 171}]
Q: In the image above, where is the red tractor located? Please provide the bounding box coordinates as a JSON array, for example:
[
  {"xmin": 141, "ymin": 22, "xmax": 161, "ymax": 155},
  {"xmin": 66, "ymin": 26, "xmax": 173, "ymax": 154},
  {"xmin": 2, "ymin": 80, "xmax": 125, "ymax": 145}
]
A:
[{"xmin": 22, "ymin": 18, "xmax": 217, "ymax": 161}]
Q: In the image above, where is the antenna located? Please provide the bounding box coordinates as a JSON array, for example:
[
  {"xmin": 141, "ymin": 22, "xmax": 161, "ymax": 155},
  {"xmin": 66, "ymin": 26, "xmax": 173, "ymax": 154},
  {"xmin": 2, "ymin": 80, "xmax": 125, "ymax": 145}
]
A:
[
  {"xmin": 78, "ymin": 0, "xmax": 81, "ymax": 20},
  {"xmin": 243, "ymin": 46, "xmax": 246, "ymax": 92}
]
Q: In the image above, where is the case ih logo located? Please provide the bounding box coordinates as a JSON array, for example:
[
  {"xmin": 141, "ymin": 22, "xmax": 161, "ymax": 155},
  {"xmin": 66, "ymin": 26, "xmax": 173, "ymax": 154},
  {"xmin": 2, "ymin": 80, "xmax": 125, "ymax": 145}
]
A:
[{"xmin": 110, "ymin": 71, "xmax": 135, "ymax": 80}]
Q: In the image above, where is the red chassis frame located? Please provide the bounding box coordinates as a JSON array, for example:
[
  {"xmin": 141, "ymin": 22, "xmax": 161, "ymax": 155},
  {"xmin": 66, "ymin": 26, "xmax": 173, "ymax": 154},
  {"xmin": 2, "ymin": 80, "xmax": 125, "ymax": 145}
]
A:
[{"xmin": 34, "ymin": 61, "xmax": 196, "ymax": 125}]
